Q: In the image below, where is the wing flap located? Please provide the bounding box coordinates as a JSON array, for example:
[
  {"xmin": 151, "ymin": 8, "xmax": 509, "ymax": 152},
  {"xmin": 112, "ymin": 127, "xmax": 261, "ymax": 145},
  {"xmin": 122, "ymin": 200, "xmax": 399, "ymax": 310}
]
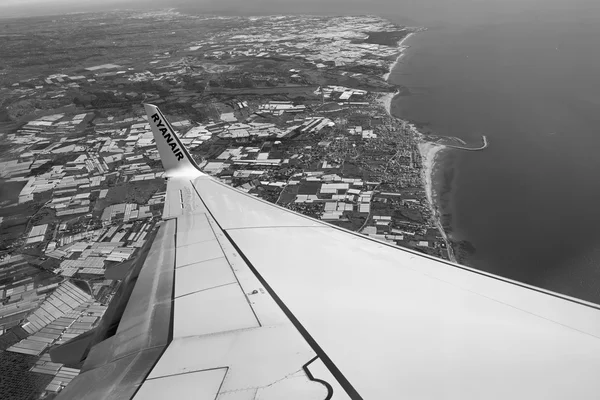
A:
[
  {"xmin": 133, "ymin": 367, "xmax": 227, "ymax": 400},
  {"xmin": 174, "ymin": 258, "xmax": 236, "ymax": 298}
]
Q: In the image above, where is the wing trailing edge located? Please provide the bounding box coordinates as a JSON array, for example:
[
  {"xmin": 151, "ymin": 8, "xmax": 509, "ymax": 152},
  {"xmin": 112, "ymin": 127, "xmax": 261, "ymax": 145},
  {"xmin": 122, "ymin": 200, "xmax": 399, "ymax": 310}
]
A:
[{"xmin": 144, "ymin": 104, "xmax": 204, "ymax": 178}]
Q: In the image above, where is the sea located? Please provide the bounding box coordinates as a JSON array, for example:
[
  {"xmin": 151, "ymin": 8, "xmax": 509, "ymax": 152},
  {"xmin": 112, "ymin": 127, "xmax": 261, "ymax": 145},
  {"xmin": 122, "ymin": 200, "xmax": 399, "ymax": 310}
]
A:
[{"xmin": 388, "ymin": 6, "xmax": 600, "ymax": 303}]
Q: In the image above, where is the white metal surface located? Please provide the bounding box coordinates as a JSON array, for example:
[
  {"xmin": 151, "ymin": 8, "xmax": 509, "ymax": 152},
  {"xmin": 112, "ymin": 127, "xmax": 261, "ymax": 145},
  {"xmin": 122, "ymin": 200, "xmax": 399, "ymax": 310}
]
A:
[
  {"xmin": 174, "ymin": 258, "xmax": 237, "ymax": 298},
  {"xmin": 193, "ymin": 178, "xmax": 322, "ymax": 230},
  {"xmin": 176, "ymin": 239, "xmax": 224, "ymax": 268},
  {"xmin": 176, "ymin": 213, "xmax": 215, "ymax": 247},
  {"xmin": 164, "ymin": 178, "xmax": 208, "ymax": 219},
  {"xmin": 307, "ymin": 359, "xmax": 352, "ymax": 400},
  {"xmin": 153, "ymin": 174, "xmax": 600, "ymax": 399},
  {"xmin": 256, "ymin": 373, "xmax": 329, "ymax": 400},
  {"xmin": 133, "ymin": 368, "xmax": 226, "ymax": 400},
  {"xmin": 149, "ymin": 325, "xmax": 316, "ymax": 392},
  {"xmin": 173, "ymin": 283, "xmax": 259, "ymax": 338},
  {"xmin": 228, "ymin": 226, "xmax": 600, "ymax": 399},
  {"xmin": 137, "ymin": 194, "xmax": 323, "ymax": 398},
  {"xmin": 133, "ymin": 105, "xmax": 328, "ymax": 400}
]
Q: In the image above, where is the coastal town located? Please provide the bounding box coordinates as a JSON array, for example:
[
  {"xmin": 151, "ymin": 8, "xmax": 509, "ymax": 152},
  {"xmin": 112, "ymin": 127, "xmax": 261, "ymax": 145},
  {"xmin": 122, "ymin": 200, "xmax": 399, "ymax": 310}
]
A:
[{"xmin": 0, "ymin": 9, "xmax": 443, "ymax": 398}]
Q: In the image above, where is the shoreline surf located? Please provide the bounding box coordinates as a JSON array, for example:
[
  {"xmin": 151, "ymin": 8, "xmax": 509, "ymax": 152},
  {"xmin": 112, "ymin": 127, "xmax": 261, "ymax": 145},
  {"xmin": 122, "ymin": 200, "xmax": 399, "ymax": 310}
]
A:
[{"xmin": 382, "ymin": 32, "xmax": 415, "ymax": 81}]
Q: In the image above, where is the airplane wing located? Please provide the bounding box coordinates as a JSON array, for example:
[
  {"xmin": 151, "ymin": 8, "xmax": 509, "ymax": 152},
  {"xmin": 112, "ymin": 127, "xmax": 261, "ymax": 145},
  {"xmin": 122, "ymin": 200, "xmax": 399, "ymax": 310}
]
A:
[{"xmin": 55, "ymin": 104, "xmax": 600, "ymax": 400}]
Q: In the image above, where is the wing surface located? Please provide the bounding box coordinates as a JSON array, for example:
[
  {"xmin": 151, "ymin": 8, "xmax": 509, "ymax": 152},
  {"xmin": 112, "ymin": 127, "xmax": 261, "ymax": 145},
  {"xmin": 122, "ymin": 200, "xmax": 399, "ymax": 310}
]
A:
[{"xmin": 56, "ymin": 105, "xmax": 600, "ymax": 400}]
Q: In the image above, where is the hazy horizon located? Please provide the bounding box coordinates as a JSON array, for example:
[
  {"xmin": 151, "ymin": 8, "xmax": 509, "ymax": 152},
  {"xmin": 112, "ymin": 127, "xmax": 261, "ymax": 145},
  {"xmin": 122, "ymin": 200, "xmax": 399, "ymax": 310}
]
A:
[{"xmin": 2, "ymin": 0, "xmax": 600, "ymax": 27}]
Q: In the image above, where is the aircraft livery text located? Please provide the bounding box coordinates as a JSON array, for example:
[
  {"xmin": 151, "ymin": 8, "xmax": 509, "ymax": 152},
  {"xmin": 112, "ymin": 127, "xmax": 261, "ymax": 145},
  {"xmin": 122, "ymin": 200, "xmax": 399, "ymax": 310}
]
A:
[{"xmin": 151, "ymin": 113, "xmax": 184, "ymax": 161}]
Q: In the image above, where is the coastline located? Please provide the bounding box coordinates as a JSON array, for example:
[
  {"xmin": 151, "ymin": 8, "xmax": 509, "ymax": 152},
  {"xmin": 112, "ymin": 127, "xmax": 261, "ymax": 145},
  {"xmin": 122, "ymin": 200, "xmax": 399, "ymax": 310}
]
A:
[
  {"xmin": 382, "ymin": 32, "xmax": 414, "ymax": 81},
  {"xmin": 417, "ymin": 141, "xmax": 456, "ymax": 261},
  {"xmin": 380, "ymin": 31, "xmax": 457, "ymax": 262},
  {"xmin": 417, "ymin": 141, "xmax": 444, "ymax": 207},
  {"xmin": 375, "ymin": 91, "xmax": 396, "ymax": 116}
]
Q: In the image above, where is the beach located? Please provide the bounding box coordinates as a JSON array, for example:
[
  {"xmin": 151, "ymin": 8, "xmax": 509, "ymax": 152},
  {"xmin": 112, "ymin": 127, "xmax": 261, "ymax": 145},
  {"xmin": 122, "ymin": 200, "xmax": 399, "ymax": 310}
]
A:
[
  {"xmin": 382, "ymin": 32, "xmax": 414, "ymax": 81},
  {"xmin": 378, "ymin": 93, "xmax": 455, "ymax": 261},
  {"xmin": 417, "ymin": 142, "xmax": 444, "ymax": 206},
  {"xmin": 375, "ymin": 91, "xmax": 396, "ymax": 116},
  {"xmin": 417, "ymin": 141, "xmax": 455, "ymax": 261}
]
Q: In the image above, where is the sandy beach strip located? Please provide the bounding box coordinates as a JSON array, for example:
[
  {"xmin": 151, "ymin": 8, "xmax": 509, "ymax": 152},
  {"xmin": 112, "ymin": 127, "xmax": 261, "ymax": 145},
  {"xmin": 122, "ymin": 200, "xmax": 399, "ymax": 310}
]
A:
[
  {"xmin": 418, "ymin": 140, "xmax": 456, "ymax": 261},
  {"xmin": 375, "ymin": 91, "xmax": 397, "ymax": 116},
  {"xmin": 417, "ymin": 141, "xmax": 445, "ymax": 206},
  {"xmin": 382, "ymin": 32, "xmax": 415, "ymax": 81}
]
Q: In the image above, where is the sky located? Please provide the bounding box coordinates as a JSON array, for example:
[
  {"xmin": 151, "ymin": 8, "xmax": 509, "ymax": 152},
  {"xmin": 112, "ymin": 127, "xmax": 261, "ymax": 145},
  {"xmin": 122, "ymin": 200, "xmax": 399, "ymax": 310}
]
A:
[{"xmin": 2, "ymin": 0, "xmax": 598, "ymax": 26}]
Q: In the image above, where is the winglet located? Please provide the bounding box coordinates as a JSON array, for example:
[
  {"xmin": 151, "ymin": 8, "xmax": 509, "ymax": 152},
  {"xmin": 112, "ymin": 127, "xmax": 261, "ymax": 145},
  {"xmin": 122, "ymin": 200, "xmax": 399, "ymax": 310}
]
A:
[{"xmin": 144, "ymin": 104, "xmax": 205, "ymax": 178}]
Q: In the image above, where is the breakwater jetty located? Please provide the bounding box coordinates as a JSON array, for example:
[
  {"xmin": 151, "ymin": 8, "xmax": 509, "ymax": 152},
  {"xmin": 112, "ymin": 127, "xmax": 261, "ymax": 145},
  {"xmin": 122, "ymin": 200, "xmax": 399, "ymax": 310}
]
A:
[{"xmin": 446, "ymin": 135, "xmax": 488, "ymax": 151}]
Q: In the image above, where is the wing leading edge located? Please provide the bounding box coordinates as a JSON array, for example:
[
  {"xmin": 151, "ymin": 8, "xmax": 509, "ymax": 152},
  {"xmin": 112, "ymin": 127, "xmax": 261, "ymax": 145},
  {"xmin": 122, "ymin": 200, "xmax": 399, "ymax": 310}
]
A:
[{"xmin": 58, "ymin": 105, "xmax": 600, "ymax": 400}]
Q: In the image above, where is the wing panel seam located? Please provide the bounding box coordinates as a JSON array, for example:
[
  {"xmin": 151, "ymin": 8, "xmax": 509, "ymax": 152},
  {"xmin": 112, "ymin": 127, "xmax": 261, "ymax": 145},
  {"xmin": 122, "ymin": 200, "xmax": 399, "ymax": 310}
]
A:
[
  {"xmin": 191, "ymin": 180, "xmax": 363, "ymax": 399},
  {"xmin": 220, "ymin": 229, "xmax": 362, "ymax": 400},
  {"xmin": 190, "ymin": 183, "xmax": 263, "ymax": 328},
  {"xmin": 145, "ymin": 366, "xmax": 228, "ymax": 382},
  {"xmin": 174, "ymin": 282, "xmax": 237, "ymax": 300}
]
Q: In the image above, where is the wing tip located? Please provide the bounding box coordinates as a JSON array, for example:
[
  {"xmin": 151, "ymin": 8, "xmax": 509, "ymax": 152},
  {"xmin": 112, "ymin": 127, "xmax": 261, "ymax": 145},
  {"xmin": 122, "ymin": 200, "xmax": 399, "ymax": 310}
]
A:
[{"xmin": 144, "ymin": 103, "xmax": 205, "ymax": 179}]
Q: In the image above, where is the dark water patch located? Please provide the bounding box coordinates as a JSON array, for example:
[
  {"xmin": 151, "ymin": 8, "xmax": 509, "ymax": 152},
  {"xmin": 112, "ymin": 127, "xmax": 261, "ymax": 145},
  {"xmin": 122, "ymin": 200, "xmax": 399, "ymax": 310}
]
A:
[
  {"xmin": 389, "ymin": 13, "xmax": 600, "ymax": 304},
  {"xmin": 0, "ymin": 180, "xmax": 26, "ymax": 205},
  {"xmin": 363, "ymin": 30, "xmax": 410, "ymax": 47}
]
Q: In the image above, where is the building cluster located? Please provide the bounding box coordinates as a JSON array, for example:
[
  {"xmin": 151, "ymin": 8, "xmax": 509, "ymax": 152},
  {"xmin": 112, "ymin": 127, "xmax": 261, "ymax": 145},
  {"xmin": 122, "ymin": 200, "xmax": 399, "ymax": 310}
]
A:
[
  {"xmin": 188, "ymin": 15, "xmax": 405, "ymax": 70},
  {"xmin": 0, "ymin": 110, "xmax": 172, "ymax": 400},
  {"xmin": 316, "ymin": 85, "xmax": 369, "ymax": 103},
  {"xmin": 0, "ymin": 255, "xmax": 63, "ymax": 334},
  {"xmin": 292, "ymin": 174, "xmax": 374, "ymax": 218},
  {"xmin": 3, "ymin": 278, "xmax": 107, "ymax": 396},
  {"xmin": 0, "ymin": 98, "xmax": 172, "ymax": 396}
]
